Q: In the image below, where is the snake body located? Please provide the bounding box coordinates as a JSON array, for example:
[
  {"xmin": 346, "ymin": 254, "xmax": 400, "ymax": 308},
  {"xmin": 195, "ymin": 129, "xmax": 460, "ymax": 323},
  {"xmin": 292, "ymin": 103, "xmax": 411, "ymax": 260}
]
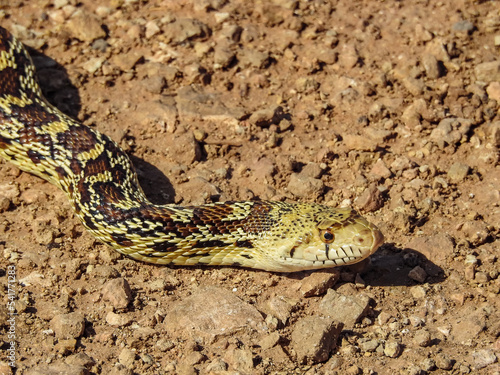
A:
[{"xmin": 0, "ymin": 27, "xmax": 384, "ymax": 272}]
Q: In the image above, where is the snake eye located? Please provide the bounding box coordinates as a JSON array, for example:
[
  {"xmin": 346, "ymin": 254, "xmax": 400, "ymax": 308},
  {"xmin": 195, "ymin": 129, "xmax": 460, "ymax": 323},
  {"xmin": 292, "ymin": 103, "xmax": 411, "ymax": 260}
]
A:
[{"xmin": 320, "ymin": 229, "xmax": 335, "ymax": 243}]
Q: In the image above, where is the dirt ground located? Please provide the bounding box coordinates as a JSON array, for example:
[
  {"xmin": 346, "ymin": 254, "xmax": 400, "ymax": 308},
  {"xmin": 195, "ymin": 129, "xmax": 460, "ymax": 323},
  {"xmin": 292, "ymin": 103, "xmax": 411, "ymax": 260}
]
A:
[{"xmin": 0, "ymin": 0, "xmax": 499, "ymax": 374}]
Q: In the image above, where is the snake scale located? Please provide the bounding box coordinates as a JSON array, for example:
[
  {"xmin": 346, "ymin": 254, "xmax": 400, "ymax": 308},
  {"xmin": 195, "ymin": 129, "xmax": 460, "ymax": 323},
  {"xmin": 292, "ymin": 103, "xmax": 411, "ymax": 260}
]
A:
[{"xmin": 0, "ymin": 27, "xmax": 384, "ymax": 272}]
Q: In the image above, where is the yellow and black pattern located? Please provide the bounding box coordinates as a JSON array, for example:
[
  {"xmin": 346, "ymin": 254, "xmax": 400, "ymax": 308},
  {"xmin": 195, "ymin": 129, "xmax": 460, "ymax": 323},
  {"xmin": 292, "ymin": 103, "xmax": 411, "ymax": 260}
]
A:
[{"xmin": 0, "ymin": 27, "xmax": 384, "ymax": 272}]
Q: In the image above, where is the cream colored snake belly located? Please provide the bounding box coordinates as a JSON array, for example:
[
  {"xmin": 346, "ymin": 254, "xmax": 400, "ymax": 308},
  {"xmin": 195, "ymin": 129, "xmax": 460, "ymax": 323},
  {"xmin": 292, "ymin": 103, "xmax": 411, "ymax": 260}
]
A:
[{"xmin": 0, "ymin": 27, "xmax": 384, "ymax": 272}]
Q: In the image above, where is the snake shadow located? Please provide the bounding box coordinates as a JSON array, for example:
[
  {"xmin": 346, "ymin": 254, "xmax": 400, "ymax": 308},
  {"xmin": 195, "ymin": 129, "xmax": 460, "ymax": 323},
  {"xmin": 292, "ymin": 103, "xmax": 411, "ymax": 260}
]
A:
[
  {"xmin": 354, "ymin": 243, "xmax": 445, "ymax": 287},
  {"xmin": 284, "ymin": 243, "xmax": 445, "ymax": 287}
]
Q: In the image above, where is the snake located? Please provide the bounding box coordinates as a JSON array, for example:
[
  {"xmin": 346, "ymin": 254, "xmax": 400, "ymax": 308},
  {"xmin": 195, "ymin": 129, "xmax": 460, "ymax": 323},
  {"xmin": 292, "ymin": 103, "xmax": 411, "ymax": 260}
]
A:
[{"xmin": 0, "ymin": 27, "xmax": 384, "ymax": 272}]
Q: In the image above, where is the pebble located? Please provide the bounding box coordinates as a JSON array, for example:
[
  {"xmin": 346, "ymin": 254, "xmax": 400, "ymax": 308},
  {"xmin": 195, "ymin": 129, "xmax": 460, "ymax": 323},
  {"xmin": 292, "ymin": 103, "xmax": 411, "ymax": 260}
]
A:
[
  {"xmin": 422, "ymin": 54, "xmax": 444, "ymax": 79},
  {"xmin": 260, "ymin": 331, "xmax": 280, "ymax": 350},
  {"xmin": 406, "ymin": 234, "xmax": 453, "ymax": 265},
  {"xmin": 118, "ymin": 348, "xmax": 136, "ymax": 368},
  {"xmin": 213, "ymin": 43, "xmax": 235, "ymax": 69},
  {"xmin": 106, "ymin": 311, "xmax": 133, "ymax": 327},
  {"xmin": 384, "ymin": 341, "xmax": 402, "ymax": 358},
  {"xmin": 260, "ymin": 295, "xmax": 295, "ymax": 326},
  {"xmin": 369, "ymin": 159, "xmax": 392, "ymax": 179},
  {"xmin": 291, "ymin": 316, "xmax": 342, "ymax": 364},
  {"xmin": 223, "ymin": 347, "xmax": 254, "ymax": 373},
  {"xmin": 355, "ymin": 185, "xmax": 384, "ymax": 212},
  {"xmin": 472, "ymin": 349, "xmax": 497, "ymax": 370},
  {"xmin": 413, "ymin": 328, "xmax": 432, "ymax": 347},
  {"xmin": 343, "ymin": 134, "xmax": 378, "ymax": 151},
  {"xmin": 475, "ymin": 61, "xmax": 500, "ymax": 82},
  {"xmin": 287, "ymin": 173, "xmax": 324, "ymax": 199},
  {"xmin": 145, "ymin": 20, "xmax": 160, "ymax": 39},
  {"xmin": 238, "ymin": 48, "xmax": 270, "ymax": 69},
  {"xmin": 24, "ymin": 363, "xmax": 87, "ymax": 375},
  {"xmin": 402, "ymin": 77, "xmax": 425, "ymax": 96},
  {"xmin": 163, "ymin": 18, "xmax": 210, "ymax": 44},
  {"xmin": 452, "ymin": 20, "xmax": 475, "ymax": 34},
  {"xmin": 435, "ymin": 352, "xmax": 453, "ymax": 370},
  {"xmin": 318, "ymin": 289, "xmax": 370, "ymax": 329},
  {"xmin": 299, "ymin": 269, "xmax": 340, "ymax": 297},
  {"xmin": 102, "ymin": 278, "xmax": 133, "ymax": 309},
  {"xmin": 430, "ymin": 118, "xmax": 473, "ymax": 148},
  {"xmin": 81, "ymin": 56, "xmax": 105, "ymax": 74},
  {"xmin": 447, "ymin": 162, "xmax": 470, "ymax": 182},
  {"xmin": 401, "ymin": 98, "xmax": 427, "ymax": 127},
  {"xmin": 249, "ymin": 107, "xmax": 278, "ymax": 127},
  {"xmin": 358, "ymin": 338, "xmax": 380, "ymax": 352},
  {"xmin": 408, "ymin": 266, "xmax": 428, "ymax": 283},
  {"xmin": 65, "ymin": 10, "xmax": 106, "ymax": 42},
  {"xmin": 486, "ymin": 81, "xmax": 500, "ymax": 102},
  {"xmin": 50, "ymin": 312, "xmax": 85, "ymax": 340}
]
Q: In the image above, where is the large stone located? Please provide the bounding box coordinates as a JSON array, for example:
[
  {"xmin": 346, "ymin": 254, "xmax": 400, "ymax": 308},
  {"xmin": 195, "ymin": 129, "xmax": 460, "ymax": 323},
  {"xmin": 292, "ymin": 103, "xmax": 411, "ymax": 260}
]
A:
[
  {"xmin": 291, "ymin": 316, "xmax": 342, "ymax": 364},
  {"xmin": 318, "ymin": 289, "xmax": 370, "ymax": 329},
  {"xmin": 163, "ymin": 286, "xmax": 265, "ymax": 343}
]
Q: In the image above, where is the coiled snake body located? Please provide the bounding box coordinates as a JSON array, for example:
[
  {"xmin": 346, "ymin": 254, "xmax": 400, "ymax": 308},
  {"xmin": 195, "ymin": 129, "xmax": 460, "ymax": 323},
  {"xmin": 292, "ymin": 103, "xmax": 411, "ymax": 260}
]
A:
[{"xmin": 0, "ymin": 27, "xmax": 383, "ymax": 272}]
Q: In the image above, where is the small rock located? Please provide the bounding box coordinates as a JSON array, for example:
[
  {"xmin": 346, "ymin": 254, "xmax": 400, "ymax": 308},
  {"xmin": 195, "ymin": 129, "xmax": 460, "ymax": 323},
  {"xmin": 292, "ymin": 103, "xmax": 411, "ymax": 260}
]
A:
[
  {"xmin": 291, "ymin": 316, "xmax": 342, "ymax": 364},
  {"xmin": 343, "ymin": 134, "xmax": 378, "ymax": 151},
  {"xmin": 422, "ymin": 54, "xmax": 444, "ymax": 79},
  {"xmin": 54, "ymin": 338, "xmax": 77, "ymax": 354},
  {"xmin": 408, "ymin": 266, "xmax": 427, "ymax": 283},
  {"xmin": 163, "ymin": 18, "xmax": 210, "ymax": 44},
  {"xmin": 447, "ymin": 162, "xmax": 470, "ymax": 182},
  {"xmin": 319, "ymin": 289, "xmax": 370, "ymax": 329},
  {"xmin": 249, "ymin": 107, "xmax": 278, "ymax": 127},
  {"xmin": 81, "ymin": 56, "xmax": 105, "ymax": 74},
  {"xmin": 223, "ymin": 347, "xmax": 254, "ymax": 373},
  {"xmin": 339, "ymin": 43, "xmax": 360, "ymax": 68},
  {"xmin": 475, "ymin": 61, "xmax": 500, "ymax": 82},
  {"xmin": 369, "ymin": 159, "xmax": 392, "ymax": 179},
  {"xmin": 452, "ymin": 20, "xmax": 475, "ymax": 34},
  {"xmin": 402, "ymin": 77, "xmax": 425, "ymax": 96},
  {"xmin": 472, "ymin": 349, "xmax": 497, "ymax": 370},
  {"xmin": 287, "ymin": 173, "xmax": 324, "ymax": 199},
  {"xmin": 300, "ymin": 163, "xmax": 324, "ymax": 179},
  {"xmin": 238, "ymin": 48, "xmax": 269, "ymax": 69},
  {"xmin": 300, "ymin": 269, "xmax": 340, "ymax": 297},
  {"xmin": 413, "ymin": 328, "xmax": 432, "ymax": 347},
  {"xmin": 295, "ymin": 77, "xmax": 320, "ymax": 93},
  {"xmin": 260, "ymin": 332, "xmax": 280, "ymax": 350},
  {"xmin": 358, "ymin": 338, "xmax": 379, "ymax": 352},
  {"xmin": 486, "ymin": 81, "xmax": 500, "ymax": 102},
  {"xmin": 25, "ymin": 363, "xmax": 87, "ymax": 375},
  {"xmin": 421, "ymin": 358, "xmax": 436, "ymax": 372},
  {"xmin": 430, "ymin": 117, "xmax": 473, "ymax": 148},
  {"xmin": 384, "ymin": 341, "xmax": 402, "ymax": 358},
  {"xmin": 143, "ymin": 75, "xmax": 166, "ymax": 94},
  {"xmin": 111, "ymin": 50, "xmax": 144, "ymax": 71},
  {"xmin": 461, "ymin": 220, "xmax": 490, "ymax": 245},
  {"xmin": 102, "ymin": 278, "xmax": 133, "ymax": 309},
  {"xmin": 119, "ymin": 348, "xmax": 136, "ymax": 368},
  {"xmin": 106, "ymin": 311, "xmax": 133, "ymax": 327},
  {"xmin": 66, "ymin": 10, "xmax": 106, "ymax": 42},
  {"xmin": 50, "ymin": 312, "xmax": 85, "ymax": 340},
  {"xmin": 434, "ymin": 352, "xmax": 453, "ymax": 370},
  {"xmin": 213, "ymin": 43, "xmax": 235, "ymax": 69},
  {"xmin": 145, "ymin": 20, "xmax": 160, "ymax": 39},
  {"xmin": 355, "ymin": 185, "xmax": 384, "ymax": 212},
  {"xmin": 260, "ymin": 296, "xmax": 295, "ymax": 326}
]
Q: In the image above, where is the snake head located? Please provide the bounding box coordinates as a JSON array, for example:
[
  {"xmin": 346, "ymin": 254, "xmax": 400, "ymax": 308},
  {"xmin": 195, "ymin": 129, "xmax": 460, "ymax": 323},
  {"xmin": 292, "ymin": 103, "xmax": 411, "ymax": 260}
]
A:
[{"xmin": 255, "ymin": 205, "xmax": 384, "ymax": 272}]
